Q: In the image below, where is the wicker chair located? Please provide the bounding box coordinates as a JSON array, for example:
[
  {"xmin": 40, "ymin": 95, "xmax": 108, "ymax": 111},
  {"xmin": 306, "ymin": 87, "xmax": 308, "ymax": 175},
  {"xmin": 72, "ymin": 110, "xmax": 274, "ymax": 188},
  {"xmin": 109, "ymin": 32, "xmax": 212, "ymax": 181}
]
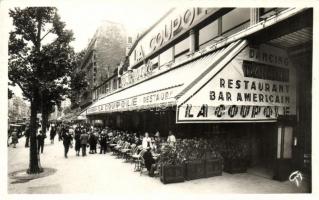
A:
[
  {"xmin": 125, "ymin": 144, "xmax": 137, "ymax": 162},
  {"xmin": 119, "ymin": 142, "xmax": 130, "ymax": 159},
  {"xmin": 133, "ymin": 149, "xmax": 145, "ymax": 171},
  {"xmin": 139, "ymin": 155, "xmax": 147, "ymax": 176}
]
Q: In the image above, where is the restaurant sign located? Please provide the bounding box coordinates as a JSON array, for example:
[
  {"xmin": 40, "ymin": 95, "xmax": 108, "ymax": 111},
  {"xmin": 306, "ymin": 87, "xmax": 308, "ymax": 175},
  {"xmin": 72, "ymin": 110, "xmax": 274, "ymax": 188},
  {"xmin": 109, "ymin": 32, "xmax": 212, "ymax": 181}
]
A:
[
  {"xmin": 177, "ymin": 44, "xmax": 296, "ymax": 123},
  {"xmin": 87, "ymin": 86, "xmax": 180, "ymax": 115},
  {"xmin": 129, "ymin": 8, "xmax": 218, "ymax": 65}
]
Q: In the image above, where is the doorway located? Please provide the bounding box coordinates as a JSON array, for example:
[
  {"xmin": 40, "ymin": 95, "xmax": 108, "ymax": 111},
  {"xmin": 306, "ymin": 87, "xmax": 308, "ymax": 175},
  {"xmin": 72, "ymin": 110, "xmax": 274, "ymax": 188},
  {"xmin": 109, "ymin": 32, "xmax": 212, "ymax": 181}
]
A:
[{"xmin": 248, "ymin": 123, "xmax": 277, "ymax": 179}]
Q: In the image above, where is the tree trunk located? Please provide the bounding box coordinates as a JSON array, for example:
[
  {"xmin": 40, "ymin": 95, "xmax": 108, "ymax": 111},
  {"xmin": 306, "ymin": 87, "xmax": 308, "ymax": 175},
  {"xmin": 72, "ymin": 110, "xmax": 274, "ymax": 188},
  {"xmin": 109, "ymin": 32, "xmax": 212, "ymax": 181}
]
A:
[{"xmin": 27, "ymin": 97, "xmax": 43, "ymax": 174}]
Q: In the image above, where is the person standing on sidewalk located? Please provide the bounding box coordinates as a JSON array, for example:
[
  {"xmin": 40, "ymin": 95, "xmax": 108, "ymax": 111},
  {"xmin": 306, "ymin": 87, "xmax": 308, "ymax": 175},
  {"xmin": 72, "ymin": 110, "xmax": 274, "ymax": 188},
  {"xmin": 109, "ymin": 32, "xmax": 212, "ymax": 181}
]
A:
[
  {"xmin": 80, "ymin": 129, "xmax": 89, "ymax": 156},
  {"xmin": 74, "ymin": 126, "xmax": 81, "ymax": 156},
  {"xmin": 99, "ymin": 130, "xmax": 107, "ymax": 154},
  {"xmin": 36, "ymin": 131, "xmax": 45, "ymax": 154},
  {"xmin": 62, "ymin": 129, "xmax": 73, "ymax": 158},
  {"xmin": 89, "ymin": 131, "xmax": 97, "ymax": 154}
]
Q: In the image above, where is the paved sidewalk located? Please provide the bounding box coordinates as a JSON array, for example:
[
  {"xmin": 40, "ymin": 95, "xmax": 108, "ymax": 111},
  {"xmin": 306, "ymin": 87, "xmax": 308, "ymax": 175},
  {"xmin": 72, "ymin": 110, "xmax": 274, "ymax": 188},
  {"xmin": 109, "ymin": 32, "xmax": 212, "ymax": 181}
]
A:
[{"xmin": 8, "ymin": 136, "xmax": 309, "ymax": 194}]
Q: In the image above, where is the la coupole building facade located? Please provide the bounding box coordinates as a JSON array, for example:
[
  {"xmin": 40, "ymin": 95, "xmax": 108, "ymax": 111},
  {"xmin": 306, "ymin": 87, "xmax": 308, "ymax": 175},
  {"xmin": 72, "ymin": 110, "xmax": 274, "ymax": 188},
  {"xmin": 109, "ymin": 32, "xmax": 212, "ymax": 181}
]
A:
[{"xmin": 84, "ymin": 8, "xmax": 312, "ymax": 182}]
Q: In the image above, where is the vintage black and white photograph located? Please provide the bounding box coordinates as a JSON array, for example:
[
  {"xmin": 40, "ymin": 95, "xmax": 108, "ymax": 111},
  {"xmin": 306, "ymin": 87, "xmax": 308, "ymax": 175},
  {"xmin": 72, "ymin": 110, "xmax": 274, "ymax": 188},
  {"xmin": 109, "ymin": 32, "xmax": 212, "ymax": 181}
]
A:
[{"xmin": 1, "ymin": 0, "xmax": 317, "ymax": 198}]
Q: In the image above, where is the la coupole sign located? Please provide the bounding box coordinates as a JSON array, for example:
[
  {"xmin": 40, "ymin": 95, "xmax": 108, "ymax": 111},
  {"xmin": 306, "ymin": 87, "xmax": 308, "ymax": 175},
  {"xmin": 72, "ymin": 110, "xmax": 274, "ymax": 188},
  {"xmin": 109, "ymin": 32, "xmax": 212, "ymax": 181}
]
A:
[
  {"xmin": 177, "ymin": 44, "xmax": 297, "ymax": 123},
  {"xmin": 131, "ymin": 8, "xmax": 218, "ymax": 64}
]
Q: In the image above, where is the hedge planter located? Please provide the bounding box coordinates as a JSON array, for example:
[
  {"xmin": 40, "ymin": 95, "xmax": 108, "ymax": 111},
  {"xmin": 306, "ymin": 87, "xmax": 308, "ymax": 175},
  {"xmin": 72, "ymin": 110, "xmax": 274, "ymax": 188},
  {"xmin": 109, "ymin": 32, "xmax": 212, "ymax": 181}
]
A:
[
  {"xmin": 205, "ymin": 158, "xmax": 223, "ymax": 178},
  {"xmin": 184, "ymin": 160, "xmax": 206, "ymax": 180},
  {"xmin": 160, "ymin": 164, "xmax": 184, "ymax": 184},
  {"xmin": 223, "ymin": 159, "xmax": 248, "ymax": 174}
]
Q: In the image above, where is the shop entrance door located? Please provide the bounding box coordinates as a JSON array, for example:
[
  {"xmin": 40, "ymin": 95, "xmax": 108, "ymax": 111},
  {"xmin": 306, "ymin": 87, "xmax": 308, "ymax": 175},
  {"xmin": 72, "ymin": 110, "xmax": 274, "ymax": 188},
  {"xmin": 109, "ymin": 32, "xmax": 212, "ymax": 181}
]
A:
[{"xmin": 248, "ymin": 123, "xmax": 277, "ymax": 179}]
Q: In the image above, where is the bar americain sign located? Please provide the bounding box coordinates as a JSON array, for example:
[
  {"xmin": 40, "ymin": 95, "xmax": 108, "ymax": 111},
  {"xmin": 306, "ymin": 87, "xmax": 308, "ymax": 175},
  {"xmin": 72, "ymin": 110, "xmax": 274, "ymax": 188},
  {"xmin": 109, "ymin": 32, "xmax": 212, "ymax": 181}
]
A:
[{"xmin": 177, "ymin": 44, "xmax": 296, "ymax": 122}]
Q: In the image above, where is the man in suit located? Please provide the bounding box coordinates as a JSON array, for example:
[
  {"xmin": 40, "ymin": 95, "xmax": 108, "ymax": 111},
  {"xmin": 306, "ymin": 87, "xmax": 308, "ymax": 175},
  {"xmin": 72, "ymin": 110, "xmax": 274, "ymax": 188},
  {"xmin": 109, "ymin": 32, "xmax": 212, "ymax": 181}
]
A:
[
  {"xmin": 99, "ymin": 131, "xmax": 107, "ymax": 154},
  {"xmin": 36, "ymin": 130, "xmax": 45, "ymax": 154},
  {"xmin": 80, "ymin": 129, "xmax": 89, "ymax": 156}
]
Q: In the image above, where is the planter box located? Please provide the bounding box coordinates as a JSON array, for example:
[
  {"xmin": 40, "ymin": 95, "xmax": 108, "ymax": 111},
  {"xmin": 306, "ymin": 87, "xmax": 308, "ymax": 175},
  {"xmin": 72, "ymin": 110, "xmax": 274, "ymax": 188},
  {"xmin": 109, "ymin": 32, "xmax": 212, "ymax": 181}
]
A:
[
  {"xmin": 205, "ymin": 158, "xmax": 222, "ymax": 178},
  {"xmin": 184, "ymin": 160, "xmax": 206, "ymax": 180},
  {"xmin": 160, "ymin": 164, "xmax": 184, "ymax": 184},
  {"xmin": 224, "ymin": 159, "xmax": 248, "ymax": 174}
]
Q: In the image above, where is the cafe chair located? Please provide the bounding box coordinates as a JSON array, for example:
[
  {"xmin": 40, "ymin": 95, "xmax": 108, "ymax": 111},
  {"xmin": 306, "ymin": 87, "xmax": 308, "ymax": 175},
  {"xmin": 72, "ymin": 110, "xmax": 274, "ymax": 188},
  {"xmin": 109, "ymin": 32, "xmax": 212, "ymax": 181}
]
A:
[{"xmin": 133, "ymin": 149, "xmax": 145, "ymax": 172}]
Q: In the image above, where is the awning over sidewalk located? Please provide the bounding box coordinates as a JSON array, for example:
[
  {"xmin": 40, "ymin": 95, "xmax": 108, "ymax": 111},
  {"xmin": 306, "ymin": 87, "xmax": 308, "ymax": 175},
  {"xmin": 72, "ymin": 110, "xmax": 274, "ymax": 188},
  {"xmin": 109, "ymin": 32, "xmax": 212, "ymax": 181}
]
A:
[
  {"xmin": 76, "ymin": 109, "xmax": 87, "ymax": 121},
  {"xmin": 86, "ymin": 40, "xmax": 246, "ymax": 115}
]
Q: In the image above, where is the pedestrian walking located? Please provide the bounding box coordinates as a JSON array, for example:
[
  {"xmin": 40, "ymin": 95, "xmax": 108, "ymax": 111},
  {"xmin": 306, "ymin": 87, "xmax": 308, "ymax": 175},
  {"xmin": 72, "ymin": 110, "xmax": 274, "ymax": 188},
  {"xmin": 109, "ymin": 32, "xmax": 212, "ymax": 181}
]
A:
[
  {"xmin": 36, "ymin": 131, "xmax": 45, "ymax": 154},
  {"xmin": 57, "ymin": 124, "xmax": 62, "ymax": 141},
  {"xmin": 46, "ymin": 123, "xmax": 50, "ymax": 132},
  {"xmin": 80, "ymin": 129, "xmax": 89, "ymax": 156},
  {"xmin": 50, "ymin": 125, "xmax": 56, "ymax": 144},
  {"xmin": 74, "ymin": 126, "xmax": 81, "ymax": 156},
  {"xmin": 62, "ymin": 129, "xmax": 73, "ymax": 158},
  {"xmin": 59, "ymin": 124, "xmax": 66, "ymax": 141},
  {"xmin": 11, "ymin": 128, "xmax": 18, "ymax": 148},
  {"xmin": 25, "ymin": 127, "xmax": 30, "ymax": 148}
]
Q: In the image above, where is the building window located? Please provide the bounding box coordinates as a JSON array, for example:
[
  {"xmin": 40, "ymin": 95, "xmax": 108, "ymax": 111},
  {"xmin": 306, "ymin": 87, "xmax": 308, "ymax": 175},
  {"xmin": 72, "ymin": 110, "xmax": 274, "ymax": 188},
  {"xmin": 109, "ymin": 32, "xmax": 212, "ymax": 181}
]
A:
[
  {"xmin": 260, "ymin": 8, "xmax": 287, "ymax": 19},
  {"xmin": 221, "ymin": 8, "xmax": 250, "ymax": 33},
  {"xmin": 113, "ymin": 79, "xmax": 117, "ymax": 90},
  {"xmin": 198, "ymin": 20, "xmax": 219, "ymax": 47},
  {"xmin": 174, "ymin": 37, "xmax": 189, "ymax": 56},
  {"xmin": 260, "ymin": 8, "xmax": 276, "ymax": 15},
  {"xmin": 159, "ymin": 47, "xmax": 173, "ymax": 66},
  {"xmin": 150, "ymin": 56, "xmax": 159, "ymax": 69},
  {"xmin": 105, "ymin": 83, "xmax": 109, "ymax": 93},
  {"xmin": 101, "ymin": 85, "xmax": 104, "ymax": 94}
]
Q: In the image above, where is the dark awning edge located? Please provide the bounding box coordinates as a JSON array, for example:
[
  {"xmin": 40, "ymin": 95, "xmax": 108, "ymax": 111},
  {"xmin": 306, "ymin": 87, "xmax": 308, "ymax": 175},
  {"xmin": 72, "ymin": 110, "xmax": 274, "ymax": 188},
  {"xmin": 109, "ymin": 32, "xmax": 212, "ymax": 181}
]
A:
[{"xmin": 176, "ymin": 40, "xmax": 248, "ymax": 106}]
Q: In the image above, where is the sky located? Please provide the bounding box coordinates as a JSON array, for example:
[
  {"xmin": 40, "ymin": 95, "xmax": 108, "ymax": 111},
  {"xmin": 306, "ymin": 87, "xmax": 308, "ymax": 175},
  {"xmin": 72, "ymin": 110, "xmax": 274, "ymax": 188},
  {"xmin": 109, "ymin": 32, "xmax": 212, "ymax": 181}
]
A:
[
  {"xmin": 57, "ymin": 4, "xmax": 171, "ymax": 52},
  {"xmin": 9, "ymin": 3, "xmax": 171, "ymax": 98}
]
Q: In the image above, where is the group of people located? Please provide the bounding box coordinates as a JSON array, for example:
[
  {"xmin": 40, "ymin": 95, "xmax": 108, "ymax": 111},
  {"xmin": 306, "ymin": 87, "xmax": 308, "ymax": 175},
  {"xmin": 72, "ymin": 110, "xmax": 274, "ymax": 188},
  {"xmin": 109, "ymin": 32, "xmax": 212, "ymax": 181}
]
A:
[
  {"xmin": 141, "ymin": 130, "xmax": 176, "ymax": 176},
  {"xmin": 108, "ymin": 129, "xmax": 176, "ymax": 176},
  {"xmin": 10, "ymin": 120, "xmax": 177, "ymax": 178},
  {"xmin": 55, "ymin": 123, "xmax": 177, "ymax": 177},
  {"xmin": 58, "ymin": 124, "xmax": 117, "ymax": 158}
]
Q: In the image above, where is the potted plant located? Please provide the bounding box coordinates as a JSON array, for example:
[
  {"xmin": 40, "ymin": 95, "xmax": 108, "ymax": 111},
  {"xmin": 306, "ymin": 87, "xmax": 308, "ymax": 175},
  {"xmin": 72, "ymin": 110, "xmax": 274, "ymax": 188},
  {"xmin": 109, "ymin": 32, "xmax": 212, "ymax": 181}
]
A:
[
  {"xmin": 159, "ymin": 144, "xmax": 184, "ymax": 184},
  {"xmin": 222, "ymin": 138, "xmax": 250, "ymax": 174},
  {"xmin": 180, "ymin": 139, "xmax": 206, "ymax": 180},
  {"xmin": 204, "ymin": 139, "xmax": 223, "ymax": 178}
]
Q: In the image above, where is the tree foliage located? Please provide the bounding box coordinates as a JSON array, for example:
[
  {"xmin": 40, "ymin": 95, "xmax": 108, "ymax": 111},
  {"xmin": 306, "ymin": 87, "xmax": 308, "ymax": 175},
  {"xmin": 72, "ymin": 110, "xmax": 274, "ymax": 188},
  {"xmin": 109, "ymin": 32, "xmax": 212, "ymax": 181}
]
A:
[
  {"xmin": 69, "ymin": 50, "xmax": 88, "ymax": 108},
  {"xmin": 8, "ymin": 7, "xmax": 75, "ymax": 173}
]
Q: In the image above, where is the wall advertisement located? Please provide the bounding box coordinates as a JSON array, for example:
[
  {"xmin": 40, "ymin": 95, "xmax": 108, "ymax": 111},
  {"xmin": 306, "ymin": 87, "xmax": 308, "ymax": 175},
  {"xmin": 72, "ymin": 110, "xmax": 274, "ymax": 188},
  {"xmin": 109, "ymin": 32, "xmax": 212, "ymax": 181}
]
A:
[{"xmin": 177, "ymin": 44, "xmax": 297, "ymax": 123}]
